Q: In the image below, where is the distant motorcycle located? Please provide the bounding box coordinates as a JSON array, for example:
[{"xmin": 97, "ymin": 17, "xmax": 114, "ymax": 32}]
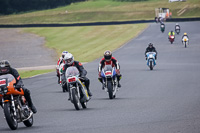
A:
[
  {"xmin": 146, "ymin": 52, "xmax": 156, "ymax": 70},
  {"xmin": 160, "ymin": 24, "xmax": 165, "ymax": 33},
  {"xmin": 101, "ymin": 65, "xmax": 118, "ymax": 99},
  {"xmin": 182, "ymin": 36, "xmax": 189, "ymax": 48},
  {"xmin": 0, "ymin": 74, "xmax": 33, "ymax": 130},
  {"xmin": 65, "ymin": 66, "xmax": 90, "ymax": 110},
  {"xmin": 169, "ymin": 35, "xmax": 175, "ymax": 44},
  {"xmin": 175, "ymin": 26, "xmax": 180, "ymax": 35}
]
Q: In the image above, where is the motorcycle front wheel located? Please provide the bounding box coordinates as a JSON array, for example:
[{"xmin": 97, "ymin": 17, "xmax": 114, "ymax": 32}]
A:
[
  {"xmin": 72, "ymin": 89, "xmax": 81, "ymax": 110},
  {"xmin": 4, "ymin": 102, "xmax": 18, "ymax": 130},
  {"xmin": 107, "ymin": 81, "xmax": 114, "ymax": 99},
  {"xmin": 150, "ymin": 61, "xmax": 153, "ymax": 70}
]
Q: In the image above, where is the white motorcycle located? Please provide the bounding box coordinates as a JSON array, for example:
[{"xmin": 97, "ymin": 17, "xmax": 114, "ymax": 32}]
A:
[
  {"xmin": 101, "ymin": 65, "xmax": 118, "ymax": 99},
  {"xmin": 182, "ymin": 36, "xmax": 189, "ymax": 48},
  {"xmin": 57, "ymin": 63, "xmax": 66, "ymax": 92},
  {"xmin": 65, "ymin": 66, "xmax": 90, "ymax": 110},
  {"xmin": 146, "ymin": 52, "xmax": 156, "ymax": 70}
]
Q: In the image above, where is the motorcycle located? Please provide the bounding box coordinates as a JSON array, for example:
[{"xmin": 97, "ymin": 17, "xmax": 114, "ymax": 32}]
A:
[
  {"xmin": 146, "ymin": 52, "xmax": 156, "ymax": 70},
  {"xmin": 182, "ymin": 36, "xmax": 189, "ymax": 48},
  {"xmin": 175, "ymin": 26, "xmax": 180, "ymax": 35},
  {"xmin": 0, "ymin": 74, "xmax": 33, "ymax": 130},
  {"xmin": 101, "ymin": 65, "xmax": 118, "ymax": 99},
  {"xmin": 169, "ymin": 35, "xmax": 175, "ymax": 44},
  {"xmin": 57, "ymin": 63, "xmax": 66, "ymax": 92},
  {"xmin": 65, "ymin": 66, "xmax": 90, "ymax": 110},
  {"xmin": 160, "ymin": 24, "xmax": 165, "ymax": 33}
]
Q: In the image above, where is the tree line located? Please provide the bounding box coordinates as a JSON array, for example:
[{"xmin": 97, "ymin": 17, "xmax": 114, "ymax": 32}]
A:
[{"xmin": 0, "ymin": 0, "xmax": 85, "ymax": 15}]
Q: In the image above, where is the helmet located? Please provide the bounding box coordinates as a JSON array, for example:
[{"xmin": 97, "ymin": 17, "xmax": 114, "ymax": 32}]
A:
[
  {"xmin": 184, "ymin": 32, "xmax": 187, "ymax": 35},
  {"xmin": 0, "ymin": 60, "xmax": 11, "ymax": 74},
  {"xmin": 176, "ymin": 23, "xmax": 179, "ymax": 26},
  {"xmin": 104, "ymin": 50, "xmax": 112, "ymax": 61},
  {"xmin": 64, "ymin": 53, "xmax": 74, "ymax": 65},
  {"xmin": 61, "ymin": 51, "xmax": 68, "ymax": 59},
  {"xmin": 171, "ymin": 30, "xmax": 173, "ymax": 33},
  {"xmin": 149, "ymin": 43, "xmax": 153, "ymax": 48}
]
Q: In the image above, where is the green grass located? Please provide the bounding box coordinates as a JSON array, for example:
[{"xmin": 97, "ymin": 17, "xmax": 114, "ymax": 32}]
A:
[
  {"xmin": 0, "ymin": 0, "xmax": 199, "ymax": 24},
  {"xmin": 18, "ymin": 69, "xmax": 54, "ymax": 79},
  {"xmin": 23, "ymin": 24, "xmax": 147, "ymax": 62}
]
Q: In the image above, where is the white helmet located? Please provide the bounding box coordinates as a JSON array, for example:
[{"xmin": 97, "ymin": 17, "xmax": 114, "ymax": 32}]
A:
[
  {"xmin": 64, "ymin": 53, "xmax": 74, "ymax": 65},
  {"xmin": 176, "ymin": 23, "xmax": 179, "ymax": 26},
  {"xmin": 61, "ymin": 51, "xmax": 68, "ymax": 59}
]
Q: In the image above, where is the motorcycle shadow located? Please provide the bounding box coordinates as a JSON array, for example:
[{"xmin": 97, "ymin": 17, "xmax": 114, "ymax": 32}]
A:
[
  {"xmin": 95, "ymin": 97, "xmax": 131, "ymax": 101},
  {"xmin": 0, "ymin": 125, "xmax": 40, "ymax": 131}
]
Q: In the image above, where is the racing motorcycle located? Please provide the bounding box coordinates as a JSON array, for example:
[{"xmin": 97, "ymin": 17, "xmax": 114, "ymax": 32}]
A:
[
  {"xmin": 169, "ymin": 35, "xmax": 175, "ymax": 44},
  {"xmin": 146, "ymin": 52, "xmax": 156, "ymax": 70},
  {"xmin": 101, "ymin": 65, "xmax": 118, "ymax": 99},
  {"xmin": 0, "ymin": 74, "xmax": 33, "ymax": 130},
  {"xmin": 175, "ymin": 26, "xmax": 180, "ymax": 35},
  {"xmin": 57, "ymin": 63, "xmax": 66, "ymax": 92},
  {"xmin": 65, "ymin": 66, "xmax": 90, "ymax": 110},
  {"xmin": 160, "ymin": 24, "xmax": 165, "ymax": 33},
  {"xmin": 182, "ymin": 36, "xmax": 189, "ymax": 48}
]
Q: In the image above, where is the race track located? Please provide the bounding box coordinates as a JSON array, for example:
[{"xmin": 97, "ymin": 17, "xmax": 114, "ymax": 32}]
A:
[{"xmin": 0, "ymin": 21, "xmax": 200, "ymax": 133}]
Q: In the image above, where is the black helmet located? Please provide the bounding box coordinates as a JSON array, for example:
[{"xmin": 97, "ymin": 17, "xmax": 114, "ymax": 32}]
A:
[
  {"xmin": 0, "ymin": 60, "xmax": 11, "ymax": 74},
  {"xmin": 149, "ymin": 43, "xmax": 153, "ymax": 47},
  {"xmin": 104, "ymin": 50, "xmax": 112, "ymax": 61}
]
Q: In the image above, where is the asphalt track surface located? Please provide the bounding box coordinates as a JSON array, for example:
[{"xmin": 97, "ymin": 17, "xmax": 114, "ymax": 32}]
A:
[{"xmin": 0, "ymin": 21, "xmax": 200, "ymax": 133}]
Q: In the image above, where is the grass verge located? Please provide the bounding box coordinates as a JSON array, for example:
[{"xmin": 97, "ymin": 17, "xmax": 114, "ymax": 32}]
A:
[
  {"xmin": 23, "ymin": 24, "xmax": 148, "ymax": 62},
  {"xmin": 18, "ymin": 69, "xmax": 54, "ymax": 79},
  {"xmin": 0, "ymin": 0, "xmax": 199, "ymax": 24}
]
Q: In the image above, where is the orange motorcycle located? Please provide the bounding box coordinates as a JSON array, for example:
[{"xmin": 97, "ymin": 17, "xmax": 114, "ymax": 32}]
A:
[{"xmin": 0, "ymin": 74, "xmax": 33, "ymax": 130}]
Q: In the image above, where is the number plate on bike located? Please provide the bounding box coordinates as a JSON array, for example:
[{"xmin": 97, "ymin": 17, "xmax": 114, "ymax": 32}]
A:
[
  {"xmin": 105, "ymin": 71, "xmax": 112, "ymax": 76},
  {"xmin": 0, "ymin": 79, "xmax": 6, "ymax": 86}
]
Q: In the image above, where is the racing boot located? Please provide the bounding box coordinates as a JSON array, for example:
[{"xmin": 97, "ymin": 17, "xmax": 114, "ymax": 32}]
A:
[
  {"xmin": 118, "ymin": 82, "xmax": 121, "ymax": 88},
  {"xmin": 117, "ymin": 75, "xmax": 122, "ymax": 88},
  {"xmin": 87, "ymin": 88, "xmax": 93, "ymax": 97},
  {"xmin": 24, "ymin": 89, "xmax": 37, "ymax": 114}
]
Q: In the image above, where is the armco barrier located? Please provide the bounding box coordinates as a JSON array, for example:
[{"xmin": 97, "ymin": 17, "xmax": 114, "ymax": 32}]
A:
[
  {"xmin": 0, "ymin": 18, "xmax": 199, "ymax": 28},
  {"xmin": 166, "ymin": 17, "xmax": 200, "ymax": 22}
]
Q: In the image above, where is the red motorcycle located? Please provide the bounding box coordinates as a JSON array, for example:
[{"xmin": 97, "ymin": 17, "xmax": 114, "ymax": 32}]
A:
[{"xmin": 169, "ymin": 35, "xmax": 175, "ymax": 44}]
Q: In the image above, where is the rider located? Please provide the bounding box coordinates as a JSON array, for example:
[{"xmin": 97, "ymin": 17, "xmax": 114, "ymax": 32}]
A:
[
  {"xmin": 145, "ymin": 43, "xmax": 157, "ymax": 60},
  {"xmin": 56, "ymin": 51, "xmax": 68, "ymax": 84},
  {"xmin": 61, "ymin": 53, "xmax": 92, "ymax": 96},
  {"xmin": 175, "ymin": 23, "xmax": 180, "ymax": 30},
  {"xmin": 182, "ymin": 32, "xmax": 189, "ymax": 43},
  {"xmin": 98, "ymin": 50, "xmax": 122, "ymax": 88},
  {"xmin": 0, "ymin": 60, "xmax": 37, "ymax": 113},
  {"xmin": 168, "ymin": 30, "xmax": 175, "ymax": 39}
]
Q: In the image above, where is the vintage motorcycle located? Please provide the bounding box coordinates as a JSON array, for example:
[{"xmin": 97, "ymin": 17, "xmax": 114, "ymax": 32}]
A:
[
  {"xmin": 169, "ymin": 35, "xmax": 175, "ymax": 44},
  {"xmin": 160, "ymin": 24, "xmax": 165, "ymax": 33},
  {"xmin": 182, "ymin": 36, "xmax": 189, "ymax": 48},
  {"xmin": 0, "ymin": 74, "xmax": 33, "ymax": 130},
  {"xmin": 57, "ymin": 62, "xmax": 67, "ymax": 92},
  {"xmin": 101, "ymin": 65, "xmax": 118, "ymax": 99},
  {"xmin": 65, "ymin": 66, "xmax": 90, "ymax": 110},
  {"xmin": 146, "ymin": 52, "xmax": 156, "ymax": 70},
  {"xmin": 175, "ymin": 26, "xmax": 180, "ymax": 35}
]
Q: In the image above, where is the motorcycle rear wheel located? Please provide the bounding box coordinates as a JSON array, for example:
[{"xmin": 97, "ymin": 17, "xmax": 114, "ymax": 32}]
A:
[
  {"xmin": 4, "ymin": 102, "xmax": 18, "ymax": 130},
  {"xmin": 72, "ymin": 89, "xmax": 81, "ymax": 110},
  {"xmin": 81, "ymin": 102, "xmax": 87, "ymax": 109},
  {"xmin": 23, "ymin": 115, "xmax": 33, "ymax": 127}
]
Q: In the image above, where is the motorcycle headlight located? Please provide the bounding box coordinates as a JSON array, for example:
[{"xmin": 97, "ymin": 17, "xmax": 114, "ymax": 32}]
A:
[{"xmin": 4, "ymin": 87, "xmax": 8, "ymax": 93}]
